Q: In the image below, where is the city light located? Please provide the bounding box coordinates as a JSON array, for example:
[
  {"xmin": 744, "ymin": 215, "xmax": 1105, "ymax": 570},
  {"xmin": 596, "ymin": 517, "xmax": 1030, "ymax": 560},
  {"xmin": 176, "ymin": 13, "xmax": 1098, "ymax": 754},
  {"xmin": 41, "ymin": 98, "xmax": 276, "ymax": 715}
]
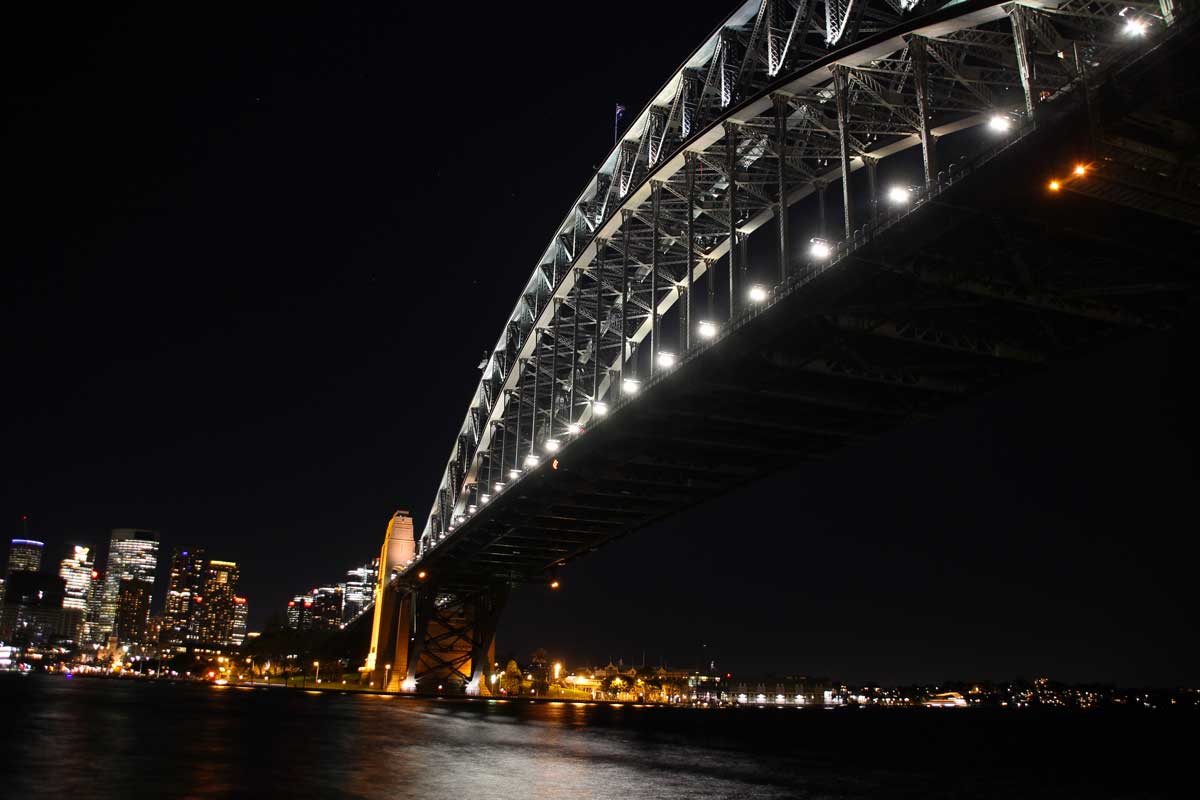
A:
[
  {"xmin": 567, "ymin": 421, "xmax": 583, "ymax": 435},
  {"xmin": 887, "ymin": 185, "xmax": 911, "ymax": 205},
  {"xmin": 1073, "ymin": 164, "xmax": 1087, "ymax": 176},
  {"xmin": 553, "ymin": 662, "xmax": 562, "ymax": 679},
  {"xmin": 401, "ymin": 678, "xmax": 416, "ymax": 692},
  {"xmin": 508, "ymin": 468, "xmax": 520, "ymax": 479},
  {"xmin": 493, "ymin": 482, "xmax": 504, "ymax": 492},
  {"xmin": 747, "ymin": 284, "xmax": 768, "ymax": 303},
  {"xmin": 656, "ymin": 351, "xmax": 677, "ymax": 368},
  {"xmin": 417, "ymin": 571, "xmax": 427, "ymax": 580},
  {"xmin": 697, "ymin": 320, "xmax": 718, "ymax": 339},
  {"xmin": 809, "ymin": 239, "xmax": 831, "ymax": 259},
  {"xmin": 1124, "ymin": 18, "xmax": 1147, "ymax": 36},
  {"xmin": 524, "ymin": 453, "xmax": 539, "ymax": 468},
  {"xmin": 1048, "ymin": 179, "xmax": 1061, "ymax": 192},
  {"xmin": 480, "ymin": 493, "xmax": 490, "ymax": 504},
  {"xmin": 544, "ymin": 438, "xmax": 560, "ymax": 452},
  {"xmin": 550, "ymin": 579, "xmax": 561, "ymax": 589},
  {"xmin": 622, "ymin": 377, "xmax": 640, "ymax": 395},
  {"xmin": 987, "ymin": 114, "xmax": 1011, "ymax": 133},
  {"xmin": 592, "ymin": 401, "xmax": 609, "ymax": 416}
]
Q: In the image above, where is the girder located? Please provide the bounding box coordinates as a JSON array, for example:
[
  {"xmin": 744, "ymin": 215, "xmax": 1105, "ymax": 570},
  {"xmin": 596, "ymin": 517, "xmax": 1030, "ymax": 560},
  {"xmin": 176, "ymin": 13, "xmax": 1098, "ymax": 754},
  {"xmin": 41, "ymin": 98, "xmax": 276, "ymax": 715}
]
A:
[{"xmin": 410, "ymin": 0, "xmax": 1189, "ymax": 581}]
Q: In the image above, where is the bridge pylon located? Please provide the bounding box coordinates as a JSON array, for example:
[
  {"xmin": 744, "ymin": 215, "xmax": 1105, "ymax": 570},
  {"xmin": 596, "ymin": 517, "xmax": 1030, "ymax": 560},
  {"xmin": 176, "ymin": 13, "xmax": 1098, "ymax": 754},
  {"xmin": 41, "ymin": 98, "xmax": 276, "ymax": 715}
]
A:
[{"xmin": 366, "ymin": 510, "xmax": 508, "ymax": 694}]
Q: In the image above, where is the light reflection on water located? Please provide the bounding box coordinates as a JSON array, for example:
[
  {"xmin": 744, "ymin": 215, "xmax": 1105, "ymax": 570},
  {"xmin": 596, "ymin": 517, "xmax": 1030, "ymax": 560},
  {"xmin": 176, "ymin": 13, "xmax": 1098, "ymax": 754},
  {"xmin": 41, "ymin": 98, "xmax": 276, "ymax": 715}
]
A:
[{"xmin": 1, "ymin": 676, "xmax": 1184, "ymax": 799}]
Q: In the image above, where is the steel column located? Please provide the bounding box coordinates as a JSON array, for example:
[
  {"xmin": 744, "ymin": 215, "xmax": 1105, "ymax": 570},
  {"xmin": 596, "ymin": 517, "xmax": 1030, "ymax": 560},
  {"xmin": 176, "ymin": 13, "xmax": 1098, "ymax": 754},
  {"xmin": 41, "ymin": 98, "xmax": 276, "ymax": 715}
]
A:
[
  {"xmin": 774, "ymin": 95, "xmax": 790, "ymax": 281},
  {"xmin": 570, "ymin": 270, "xmax": 580, "ymax": 423},
  {"xmin": 650, "ymin": 181, "xmax": 661, "ymax": 376},
  {"xmin": 549, "ymin": 298, "xmax": 559, "ymax": 436},
  {"xmin": 910, "ymin": 36, "xmax": 936, "ymax": 188},
  {"xmin": 725, "ymin": 122, "xmax": 739, "ymax": 317},
  {"xmin": 512, "ymin": 366, "xmax": 523, "ymax": 474},
  {"xmin": 1009, "ymin": 5, "xmax": 1035, "ymax": 120},
  {"xmin": 865, "ymin": 156, "xmax": 878, "ymax": 226},
  {"xmin": 685, "ymin": 152, "xmax": 697, "ymax": 348},
  {"xmin": 529, "ymin": 329, "xmax": 540, "ymax": 456},
  {"xmin": 620, "ymin": 210, "xmax": 631, "ymax": 393},
  {"xmin": 593, "ymin": 241, "xmax": 604, "ymax": 402},
  {"xmin": 834, "ymin": 66, "xmax": 854, "ymax": 240}
]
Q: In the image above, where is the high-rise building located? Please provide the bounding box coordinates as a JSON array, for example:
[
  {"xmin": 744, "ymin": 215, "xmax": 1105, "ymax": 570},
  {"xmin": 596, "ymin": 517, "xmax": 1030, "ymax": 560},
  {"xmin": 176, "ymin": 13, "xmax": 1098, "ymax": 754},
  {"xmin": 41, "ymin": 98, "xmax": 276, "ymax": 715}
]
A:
[
  {"xmin": 98, "ymin": 529, "xmax": 160, "ymax": 643},
  {"xmin": 84, "ymin": 568, "xmax": 104, "ymax": 644},
  {"xmin": 6, "ymin": 538, "xmax": 44, "ymax": 575},
  {"xmin": 343, "ymin": 559, "xmax": 378, "ymax": 623},
  {"xmin": 309, "ymin": 586, "xmax": 343, "ymax": 630},
  {"xmin": 114, "ymin": 578, "xmax": 153, "ymax": 645},
  {"xmin": 58, "ymin": 545, "xmax": 95, "ymax": 642},
  {"xmin": 162, "ymin": 547, "xmax": 206, "ymax": 647},
  {"xmin": 0, "ymin": 571, "xmax": 69, "ymax": 645},
  {"xmin": 192, "ymin": 560, "xmax": 239, "ymax": 647},
  {"xmin": 231, "ymin": 596, "xmax": 248, "ymax": 647},
  {"xmin": 285, "ymin": 595, "xmax": 311, "ymax": 630}
]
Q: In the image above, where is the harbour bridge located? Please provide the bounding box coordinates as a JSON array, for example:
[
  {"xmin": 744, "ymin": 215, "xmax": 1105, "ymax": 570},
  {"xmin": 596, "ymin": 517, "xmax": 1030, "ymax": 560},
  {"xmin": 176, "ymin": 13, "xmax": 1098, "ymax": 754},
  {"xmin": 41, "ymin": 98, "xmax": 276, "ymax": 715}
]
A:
[{"xmin": 361, "ymin": 0, "xmax": 1198, "ymax": 693}]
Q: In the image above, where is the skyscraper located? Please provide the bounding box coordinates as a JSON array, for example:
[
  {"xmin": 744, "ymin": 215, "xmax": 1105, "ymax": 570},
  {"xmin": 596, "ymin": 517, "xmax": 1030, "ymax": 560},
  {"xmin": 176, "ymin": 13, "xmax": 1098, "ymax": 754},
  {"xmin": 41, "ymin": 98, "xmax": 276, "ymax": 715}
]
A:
[
  {"xmin": 192, "ymin": 559, "xmax": 239, "ymax": 647},
  {"xmin": 162, "ymin": 547, "xmax": 206, "ymax": 648},
  {"xmin": 98, "ymin": 529, "xmax": 160, "ymax": 643},
  {"xmin": 114, "ymin": 578, "xmax": 152, "ymax": 645},
  {"xmin": 58, "ymin": 545, "xmax": 95, "ymax": 642},
  {"xmin": 309, "ymin": 586, "xmax": 343, "ymax": 630},
  {"xmin": 231, "ymin": 596, "xmax": 248, "ymax": 647},
  {"xmin": 343, "ymin": 559, "xmax": 378, "ymax": 623},
  {"xmin": 6, "ymin": 538, "xmax": 44, "ymax": 574}
]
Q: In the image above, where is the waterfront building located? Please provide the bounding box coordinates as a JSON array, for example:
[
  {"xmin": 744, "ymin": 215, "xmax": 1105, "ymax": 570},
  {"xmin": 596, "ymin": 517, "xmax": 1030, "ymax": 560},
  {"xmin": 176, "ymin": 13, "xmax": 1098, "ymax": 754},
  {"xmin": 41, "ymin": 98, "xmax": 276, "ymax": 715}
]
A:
[
  {"xmin": 114, "ymin": 578, "xmax": 153, "ymax": 645},
  {"xmin": 310, "ymin": 586, "xmax": 343, "ymax": 630},
  {"xmin": 231, "ymin": 596, "xmax": 248, "ymax": 647},
  {"xmin": 191, "ymin": 560, "xmax": 240, "ymax": 646},
  {"xmin": 162, "ymin": 547, "xmax": 206, "ymax": 647},
  {"xmin": 0, "ymin": 571, "xmax": 69, "ymax": 645},
  {"xmin": 58, "ymin": 545, "xmax": 95, "ymax": 642},
  {"xmin": 285, "ymin": 595, "xmax": 311, "ymax": 630},
  {"xmin": 6, "ymin": 538, "xmax": 44, "ymax": 575},
  {"xmin": 84, "ymin": 568, "xmax": 104, "ymax": 644},
  {"xmin": 342, "ymin": 559, "xmax": 378, "ymax": 623},
  {"xmin": 97, "ymin": 529, "xmax": 160, "ymax": 642}
]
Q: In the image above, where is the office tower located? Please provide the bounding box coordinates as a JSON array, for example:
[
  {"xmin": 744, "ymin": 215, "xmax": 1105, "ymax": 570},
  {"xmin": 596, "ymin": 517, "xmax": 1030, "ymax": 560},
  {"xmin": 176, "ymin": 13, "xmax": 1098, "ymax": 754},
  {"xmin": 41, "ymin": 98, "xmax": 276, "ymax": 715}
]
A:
[
  {"xmin": 98, "ymin": 529, "xmax": 160, "ymax": 643},
  {"xmin": 58, "ymin": 545, "xmax": 95, "ymax": 642},
  {"xmin": 231, "ymin": 596, "xmax": 248, "ymax": 647},
  {"xmin": 192, "ymin": 560, "xmax": 239, "ymax": 647},
  {"xmin": 0, "ymin": 571, "xmax": 67, "ymax": 644},
  {"xmin": 310, "ymin": 586, "xmax": 343, "ymax": 630},
  {"xmin": 114, "ymin": 578, "xmax": 153, "ymax": 645},
  {"xmin": 343, "ymin": 559, "xmax": 378, "ymax": 623},
  {"xmin": 285, "ymin": 595, "xmax": 311, "ymax": 630},
  {"xmin": 84, "ymin": 568, "xmax": 104, "ymax": 644},
  {"xmin": 6, "ymin": 538, "xmax": 44, "ymax": 574},
  {"xmin": 162, "ymin": 547, "xmax": 206, "ymax": 647}
]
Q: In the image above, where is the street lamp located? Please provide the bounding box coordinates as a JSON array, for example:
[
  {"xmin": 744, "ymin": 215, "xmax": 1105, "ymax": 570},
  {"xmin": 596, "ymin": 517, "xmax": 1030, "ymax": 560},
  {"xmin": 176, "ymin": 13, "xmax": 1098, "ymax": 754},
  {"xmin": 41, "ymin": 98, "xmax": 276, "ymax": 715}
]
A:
[
  {"xmin": 622, "ymin": 377, "xmax": 640, "ymax": 395},
  {"xmin": 987, "ymin": 114, "xmax": 1011, "ymax": 133},
  {"xmin": 697, "ymin": 320, "xmax": 718, "ymax": 340},
  {"xmin": 524, "ymin": 453, "xmax": 539, "ymax": 468},
  {"xmin": 313, "ymin": 661, "xmax": 320, "ymax": 685},
  {"xmin": 887, "ymin": 185, "xmax": 911, "ymax": 205},
  {"xmin": 747, "ymin": 285, "xmax": 768, "ymax": 303},
  {"xmin": 656, "ymin": 351, "xmax": 677, "ymax": 368},
  {"xmin": 385, "ymin": 663, "xmax": 392, "ymax": 690},
  {"xmin": 567, "ymin": 422, "xmax": 583, "ymax": 435},
  {"xmin": 592, "ymin": 401, "xmax": 609, "ymax": 417},
  {"xmin": 809, "ymin": 239, "xmax": 831, "ymax": 259},
  {"xmin": 544, "ymin": 438, "xmax": 560, "ymax": 453}
]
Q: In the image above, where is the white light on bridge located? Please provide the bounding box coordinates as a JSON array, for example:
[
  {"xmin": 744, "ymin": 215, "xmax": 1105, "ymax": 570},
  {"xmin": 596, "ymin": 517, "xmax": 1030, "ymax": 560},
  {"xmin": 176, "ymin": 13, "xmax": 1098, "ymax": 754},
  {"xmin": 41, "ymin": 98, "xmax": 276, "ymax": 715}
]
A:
[
  {"xmin": 809, "ymin": 239, "xmax": 831, "ymax": 259},
  {"xmin": 523, "ymin": 453, "xmax": 539, "ymax": 468},
  {"xmin": 508, "ymin": 468, "xmax": 520, "ymax": 480},
  {"xmin": 697, "ymin": 320, "xmax": 718, "ymax": 339},
  {"xmin": 567, "ymin": 422, "xmax": 583, "ymax": 435},
  {"xmin": 592, "ymin": 401, "xmax": 609, "ymax": 417},
  {"xmin": 544, "ymin": 438, "xmax": 561, "ymax": 453},
  {"xmin": 1124, "ymin": 18, "xmax": 1147, "ymax": 36},
  {"xmin": 493, "ymin": 482, "xmax": 504, "ymax": 492},
  {"xmin": 748, "ymin": 285, "xmax": 768, "ymax": 303},
  {"xmin": 656, "ymin": 351, "xmax": 677, "ymax": 368},
  {"xmin": 467, "ymin": 505, "xmax": 477, "ymax": 514},
  {"xmin": 987, "ymin": 114, "xmax": 1011, "ymax": 133},
  {"xmin": 622, "ymin": 377, "xmax": 640, "ymax": 395},
  {"xmin": 480, "ymin": 494, "xmax": 491, "ymax": 504},
  {"xmin": 887, "ymin": 186, "xmax": 911, "ymax": 205}
]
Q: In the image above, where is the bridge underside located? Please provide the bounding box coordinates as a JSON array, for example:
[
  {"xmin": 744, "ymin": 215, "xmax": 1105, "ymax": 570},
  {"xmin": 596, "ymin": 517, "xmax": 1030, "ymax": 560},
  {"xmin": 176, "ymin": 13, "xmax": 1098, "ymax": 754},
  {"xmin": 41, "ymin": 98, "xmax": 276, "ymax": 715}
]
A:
[{"xmin": 369, "ymin": 9, "xmax": 1198, "ymax": 693}]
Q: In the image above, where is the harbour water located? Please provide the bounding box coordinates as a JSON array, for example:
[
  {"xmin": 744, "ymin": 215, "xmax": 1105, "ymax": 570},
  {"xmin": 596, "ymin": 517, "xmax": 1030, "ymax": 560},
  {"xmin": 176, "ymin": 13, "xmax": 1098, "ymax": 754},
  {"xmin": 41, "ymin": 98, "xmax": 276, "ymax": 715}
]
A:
[{"xmin": 2, "ymin": 675, "xmax": 1187, "ymax": 798}]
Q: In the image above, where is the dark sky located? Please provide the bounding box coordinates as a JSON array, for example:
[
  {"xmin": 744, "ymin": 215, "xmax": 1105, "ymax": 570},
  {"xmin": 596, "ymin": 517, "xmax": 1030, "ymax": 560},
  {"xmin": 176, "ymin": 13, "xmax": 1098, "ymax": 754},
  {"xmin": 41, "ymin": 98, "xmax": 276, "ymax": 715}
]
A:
[{"xmin": 4, "ymin": 2, "xmax": 1197, "ymax": 687}]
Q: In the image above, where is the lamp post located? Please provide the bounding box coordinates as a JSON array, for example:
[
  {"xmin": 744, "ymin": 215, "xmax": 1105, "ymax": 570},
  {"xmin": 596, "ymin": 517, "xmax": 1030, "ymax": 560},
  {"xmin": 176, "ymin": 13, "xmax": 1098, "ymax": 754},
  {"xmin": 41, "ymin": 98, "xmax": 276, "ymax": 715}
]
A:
[
  {"xmin": 313, "ymin": 661, "xmax": 321, "ymax": 685},
  {"xmin": 384, "ymin": 663, "xmax": 392, "ymax": 691}
]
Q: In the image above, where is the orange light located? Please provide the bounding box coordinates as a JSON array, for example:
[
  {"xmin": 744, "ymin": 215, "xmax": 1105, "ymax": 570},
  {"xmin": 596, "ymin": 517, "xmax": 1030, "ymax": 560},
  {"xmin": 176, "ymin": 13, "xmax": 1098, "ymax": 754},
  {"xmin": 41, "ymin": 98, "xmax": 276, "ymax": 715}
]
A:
[
  {"xmin": 1073, "ymin": 164, "xmax": 1087, "ymax": 176},
  {"xmin": 417, "ymin": 571, "xmax": 427, "ymax": 580},
  {"xmin": 550, "ymin": 579, "xmax": 561, "ymax": 589},
  {"xmin": 1048, "ymin": 179, "xmax": 1061, "ymax": 192}
]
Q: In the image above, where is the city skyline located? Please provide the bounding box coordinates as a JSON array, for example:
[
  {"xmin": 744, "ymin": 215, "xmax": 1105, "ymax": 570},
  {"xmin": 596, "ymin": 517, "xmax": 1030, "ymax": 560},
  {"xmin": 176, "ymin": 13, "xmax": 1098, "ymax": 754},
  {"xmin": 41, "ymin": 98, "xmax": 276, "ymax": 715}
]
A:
[{"xmin": 3, "ymin": 0, "xmax": 1197, "ymax": 688}]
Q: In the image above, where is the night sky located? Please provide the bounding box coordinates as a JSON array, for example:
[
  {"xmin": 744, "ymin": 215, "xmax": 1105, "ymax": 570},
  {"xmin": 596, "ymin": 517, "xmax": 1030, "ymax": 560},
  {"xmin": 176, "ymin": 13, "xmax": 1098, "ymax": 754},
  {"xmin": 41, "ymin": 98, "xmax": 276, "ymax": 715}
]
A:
[{"xmin": 4, "ymin": 2, "xmax": 1197, "ymax": 687}]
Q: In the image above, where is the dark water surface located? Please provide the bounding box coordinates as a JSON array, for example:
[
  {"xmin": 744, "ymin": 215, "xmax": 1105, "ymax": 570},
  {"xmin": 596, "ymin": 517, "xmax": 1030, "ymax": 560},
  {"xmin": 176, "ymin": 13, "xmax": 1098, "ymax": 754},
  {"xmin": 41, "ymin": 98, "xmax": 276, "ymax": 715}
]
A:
[{"xmin": 2, "ymin": 675, "xmax": 1188, "ymax": 798}]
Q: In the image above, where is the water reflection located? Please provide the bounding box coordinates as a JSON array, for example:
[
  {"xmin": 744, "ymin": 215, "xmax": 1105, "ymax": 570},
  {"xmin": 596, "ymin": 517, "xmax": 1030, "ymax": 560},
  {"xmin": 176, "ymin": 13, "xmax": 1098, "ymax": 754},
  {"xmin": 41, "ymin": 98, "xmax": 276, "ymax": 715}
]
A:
[{"xmin": 1, "ymin": 676, "xmax": 1185, "ymax": 799}]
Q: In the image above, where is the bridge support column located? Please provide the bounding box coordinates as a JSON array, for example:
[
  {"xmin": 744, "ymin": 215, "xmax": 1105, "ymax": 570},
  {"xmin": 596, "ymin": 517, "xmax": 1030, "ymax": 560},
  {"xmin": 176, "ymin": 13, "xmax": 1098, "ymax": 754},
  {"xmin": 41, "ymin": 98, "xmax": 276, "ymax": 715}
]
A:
[
  {"xmin": 773, "ymin": 95, "xmax": 790, "ymax": 282},
  {"xmin": 725, "ymin": 122, "xmax": 739, "ymax": 318},
  {"xmin": 833, "ymin": 66, "xmax": 853, "ymax": 240},
  {"xmin": 864, "ymin": 156, "xmax": 879, "ymax": 227},
  {"xmin": 910, "ymin": 36, "xmax": 937, "ymax": 188},
  {"xmin": 1009, "ymin": 5, "xmax": 1035, "ymax": 121}
]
